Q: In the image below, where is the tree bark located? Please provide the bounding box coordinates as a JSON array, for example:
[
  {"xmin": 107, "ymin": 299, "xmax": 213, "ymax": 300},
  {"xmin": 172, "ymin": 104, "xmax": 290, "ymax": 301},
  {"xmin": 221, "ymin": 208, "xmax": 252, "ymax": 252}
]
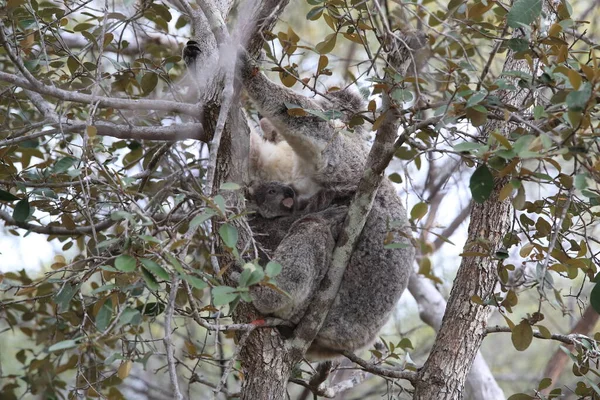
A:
[
  {"xmin": 207, "ymin": 2, "xmax": 293, "ymax": 399},
  {"xmin": 408, "ymin": 274, "xmax": 506, "ymax": 400},
  {"xmin": 413, "ymin": 48, "xmax": 531, "ymax": 400}
]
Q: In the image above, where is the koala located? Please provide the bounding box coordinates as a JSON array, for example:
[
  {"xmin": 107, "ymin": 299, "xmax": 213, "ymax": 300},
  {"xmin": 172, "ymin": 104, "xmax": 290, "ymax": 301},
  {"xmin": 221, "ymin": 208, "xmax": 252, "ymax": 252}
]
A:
[
  {"xmin": 183, "ymin": 31, "xmax": 422, "ymax": 358},
  {"xmin": 247, "ymin": 181, "xmax": 350, "ymax": 264},
  {"xmin": 249, "ymin": 129, "xmax": 320, "ymax": 197},
  {"xmin": 237, "ymin": 43, "xmax": 419, "ymax": 359}
]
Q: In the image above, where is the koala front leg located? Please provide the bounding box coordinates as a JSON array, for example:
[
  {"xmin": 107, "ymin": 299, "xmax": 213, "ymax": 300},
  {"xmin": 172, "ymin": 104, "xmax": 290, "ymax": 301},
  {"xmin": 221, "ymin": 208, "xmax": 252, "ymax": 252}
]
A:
[
  {"xmin": 250, "ymin": 216, "xmax": 335, "ymax": 322},
  {"xmin": 239, "ymin": 54, "xmax": 334, "ymax": 163}
]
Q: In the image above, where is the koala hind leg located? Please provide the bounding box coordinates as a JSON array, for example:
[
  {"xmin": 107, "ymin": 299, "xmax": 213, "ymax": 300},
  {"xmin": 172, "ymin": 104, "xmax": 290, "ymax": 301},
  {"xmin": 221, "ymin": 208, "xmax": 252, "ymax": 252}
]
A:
[{"xmin": 249, "ymin": 215, "xmax": 335, "ymax": 322}]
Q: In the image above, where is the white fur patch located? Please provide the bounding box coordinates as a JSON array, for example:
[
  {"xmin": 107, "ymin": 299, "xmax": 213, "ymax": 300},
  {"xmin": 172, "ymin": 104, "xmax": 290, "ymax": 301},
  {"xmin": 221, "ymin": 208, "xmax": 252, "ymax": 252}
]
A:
[{"xmin": 249, "ymin": 129, "xmax": 321, "ymax": 197}]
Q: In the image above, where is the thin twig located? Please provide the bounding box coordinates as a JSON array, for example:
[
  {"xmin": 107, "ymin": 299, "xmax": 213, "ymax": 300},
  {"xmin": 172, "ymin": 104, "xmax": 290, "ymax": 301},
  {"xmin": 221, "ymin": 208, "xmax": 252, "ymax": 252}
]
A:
[{"xmin": 164, "ymin": 276, "xmax": 185, "ymax": 400}]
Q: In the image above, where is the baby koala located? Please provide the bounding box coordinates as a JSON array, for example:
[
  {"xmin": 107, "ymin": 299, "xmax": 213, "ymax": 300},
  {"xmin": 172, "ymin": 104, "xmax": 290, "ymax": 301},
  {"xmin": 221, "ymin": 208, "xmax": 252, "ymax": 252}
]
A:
[{"xmin": 247, "ymin": 181, "xmax": 350, "ymax": 264}]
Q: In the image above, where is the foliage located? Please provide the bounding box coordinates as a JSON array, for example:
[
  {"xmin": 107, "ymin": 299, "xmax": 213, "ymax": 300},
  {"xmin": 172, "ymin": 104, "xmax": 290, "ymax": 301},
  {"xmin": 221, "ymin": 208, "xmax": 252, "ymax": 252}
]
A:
[{"xmin": 0, "ymin": 0, "xmax": 599, "ymax": 398}]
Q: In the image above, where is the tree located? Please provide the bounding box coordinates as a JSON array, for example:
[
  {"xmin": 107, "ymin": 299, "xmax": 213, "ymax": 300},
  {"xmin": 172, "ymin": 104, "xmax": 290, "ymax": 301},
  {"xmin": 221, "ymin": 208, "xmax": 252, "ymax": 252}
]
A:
[{"xmin": 1, "ymin": 0, "xmax": 599, "ymax": 399}]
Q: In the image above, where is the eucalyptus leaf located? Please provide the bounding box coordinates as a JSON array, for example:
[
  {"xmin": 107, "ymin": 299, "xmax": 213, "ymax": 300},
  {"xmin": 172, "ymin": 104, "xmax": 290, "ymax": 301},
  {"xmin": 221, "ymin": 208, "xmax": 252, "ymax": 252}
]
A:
[
  {"xmin": 507, "ymin": 0, "xmax": 542, "ymax": 28},
  {"xmin": 469, "ymin": 165, "xmax": 494, "ymax": 203}
]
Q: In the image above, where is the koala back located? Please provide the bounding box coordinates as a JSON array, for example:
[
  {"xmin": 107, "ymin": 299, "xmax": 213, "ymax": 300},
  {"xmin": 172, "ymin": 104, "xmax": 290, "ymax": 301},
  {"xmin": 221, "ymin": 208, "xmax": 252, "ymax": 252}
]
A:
[{"xmin": 307, "ymin": 182, "xmax": 413, "ymax": 358}]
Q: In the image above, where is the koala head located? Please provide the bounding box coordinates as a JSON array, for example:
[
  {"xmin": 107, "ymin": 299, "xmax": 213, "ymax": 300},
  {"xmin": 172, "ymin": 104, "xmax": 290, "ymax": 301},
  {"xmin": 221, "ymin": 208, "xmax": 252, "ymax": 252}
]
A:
[{"xmin": 248, "ymin": 181, "xmax": 296, "ymax": 218}]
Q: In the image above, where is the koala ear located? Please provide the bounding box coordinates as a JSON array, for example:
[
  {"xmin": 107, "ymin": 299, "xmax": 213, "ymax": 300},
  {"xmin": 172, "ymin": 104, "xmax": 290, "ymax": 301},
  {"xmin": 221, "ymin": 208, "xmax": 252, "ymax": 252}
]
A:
[{"xmin": 281, "ymin": 197, "xmax": 294, "ymax": 209}]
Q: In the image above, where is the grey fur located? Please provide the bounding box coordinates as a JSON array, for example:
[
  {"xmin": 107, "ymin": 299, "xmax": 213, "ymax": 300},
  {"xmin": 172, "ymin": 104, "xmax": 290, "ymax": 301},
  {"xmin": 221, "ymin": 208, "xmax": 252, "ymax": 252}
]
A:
[
  {"xmin": 247, "ymin": 181, "xmax": 349, "ymax": 265},
  {"xmin": 240, "ymin": 57, "xmax": 415, "ymax": 359}
]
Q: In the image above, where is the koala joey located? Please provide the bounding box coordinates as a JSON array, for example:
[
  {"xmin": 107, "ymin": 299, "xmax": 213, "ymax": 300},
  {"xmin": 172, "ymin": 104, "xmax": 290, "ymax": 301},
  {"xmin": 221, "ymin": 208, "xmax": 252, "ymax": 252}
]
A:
[
  {"xmin": 247, "ymin": 181, "xmax": 350, "ymax": 265},
  {"xmin": 237, "ymin": 47, "xmax": 418, "ymax": 359}
]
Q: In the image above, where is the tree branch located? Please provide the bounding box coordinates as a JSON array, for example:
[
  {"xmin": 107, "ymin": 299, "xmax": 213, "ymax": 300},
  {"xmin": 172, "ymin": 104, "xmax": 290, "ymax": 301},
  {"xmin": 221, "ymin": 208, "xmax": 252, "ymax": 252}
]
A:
[
  {"xmin": 485, "ymin": 325, "xmax": 581, "ymax": 345},
  {"xmin": 163, "ymin": 276, "xmax": 184, "ymax": 400},
  {"xmin": 0, "ymin": 122, "xmax": 206, "ymax": 147},
  {"xmin": 0, "ymin": 210, "xmax": 115, "ymax": 235},
  {"xmin": 0, "ymin": 71, "xmax": 200, "ymax": 115},
  {"xmin": 341, "ymin": 351, "xmax": 417, "ymax": 382}
]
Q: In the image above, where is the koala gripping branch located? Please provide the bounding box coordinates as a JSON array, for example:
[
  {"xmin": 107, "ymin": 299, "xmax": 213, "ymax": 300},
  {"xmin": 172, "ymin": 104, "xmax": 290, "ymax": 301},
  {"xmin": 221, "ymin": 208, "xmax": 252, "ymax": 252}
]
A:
[{"xmin": 288, "ymin": 33, "xmax": 423, "ymax": 363}]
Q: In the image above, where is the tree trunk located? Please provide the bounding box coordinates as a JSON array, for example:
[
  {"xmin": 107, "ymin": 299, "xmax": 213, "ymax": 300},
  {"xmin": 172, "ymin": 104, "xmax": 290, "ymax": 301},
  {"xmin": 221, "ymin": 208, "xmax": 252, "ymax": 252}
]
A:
[
  {"xmin": 413, "ymin": 194, "xmax": 511, "ymax": 399},
  {"xmin": 408, "ymin": 273, "xmax": 506, "ymax": 400},
  {"xmin": 209, "ymin": 2, "xmax": 295, "ymax": 399},
  {"xmin": 238, "ymin": 320, "xmax": 295, "ymax": 399},
  {"xmin": 413, "ymin": 46, "xmax": 532, "ymax": 400}
]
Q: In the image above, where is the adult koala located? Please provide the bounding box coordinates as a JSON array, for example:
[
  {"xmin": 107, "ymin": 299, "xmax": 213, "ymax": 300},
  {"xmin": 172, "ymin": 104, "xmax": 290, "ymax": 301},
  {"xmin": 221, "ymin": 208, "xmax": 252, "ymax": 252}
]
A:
[
  {"xmin": 186, "ymin": 31, "xmax": 422, "ymax": 358},
  {"xmin": 238, "ymin": 39, "xmax": 421, "ymax": 358}
]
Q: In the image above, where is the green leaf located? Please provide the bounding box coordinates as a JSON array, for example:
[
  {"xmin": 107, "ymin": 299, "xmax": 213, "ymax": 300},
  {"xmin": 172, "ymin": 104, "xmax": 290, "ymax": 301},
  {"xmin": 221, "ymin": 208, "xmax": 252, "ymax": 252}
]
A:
[
  {"xmin": 54, "ymin": 283, "xmax": 77, "ymax": 313},
  {"xmin": 73, "ymin": 22, "xmax": 95, "ymax": 32},
  {"xmin": 466, "ymin": 90, "xmax": 487, "ymax": 107},
  {"xmin": 590, "ymin": 281, "xmax": 600, "ymax": 315},
  {"xmin": 139, "ymin": 258, "xmax": 169, "ymax": 280},
  {"xmin": 506, "ymin": 0, "xmax": 542, "ymax": 28},
  {"xmin": 566, "ymin": 83, "xmax": 592, "ymax": 111},
  {"xmin": 388, "ymin": 173, "xmax": 402, "ymax": 183},
  {"xmin": 574, "ymin": 174, "xmax": 589, "ymax": 190},
  {"xmin": 141, "ymin": 72, "xmax": 158, "ymax": 95},
  {"xmin": 48, "ymin": 339, "xmax": 78, "ymax": 352},
  {"xmin": 538, "ymin": 377, "xmax": 552, "ymax": 391},
  {"xmin": 511, "ymin": 321, "xmax": 533, "ymax": 351},
  {"xmin": 246, "ymin": 269, "xmax": 265, "ymax": 287},
  {"xmin": 116, "ymin": 307, "xmax": 142, "ymax": 328},
  {"xmin": 181, "ymin": 273, "xmax": 208, "ymax": 289},
  {"xmin": 175, "ymin": 15, "xmax": 187, "ymax": 29},
  {"xmin": 469, "ymin": 165, "xmax": 494, "ymax": 203},
  {"xmin": 12, "ymin": 199, "xmax": 30, "ymax": 222},
  {"xmin": 453, "ymin": 142, "xmax": 485, "ymax": 153},
  {"xmin": 96, "ymin": 299, "xmax": 112, "ymax": 332},
  {"xmin": 213, "ymin": 195, "xmax": 226, "ymax": 213},
  {"xmin": 397, "ymin": 338, "xmax": 414, "ymax": 350},
  {"xmin": 53, "ymin": 156, "xmax": 77, "ymax": 174},
  {"xmin": 316, "ymin": 33, "xmax": 337, "ymax": 54},
  {"xmin": 507, "ymin": 38, "xmax": 529, "ymax": 52},
  {"xmin": 410, "ymin": 202, "xmax": 428, "ymax": 220},
  {"xmin": 219, "ymin": 223, "xmax": 238, "ymax": 249},
  {"xmin": 306, "ymin": 6, "xmax": 324, "ymax": 20},
  {"xmin": 266, "ymin": 261, "xmax": 282, "ymax": 277},
  {"xmin": 135, "ymin": 302, "xmax": 165, "ymax": 316},
  {"xmin": 0, "ymin": 189, "xmax": 19, "ymax": 202},
  {"xmin": 212, "ymin": 286, "xmax": 238, "ymax": 306},
  {"xmin": 220, "ymin": 182, "xmax": 241, "ymax": 190},
  {"xmin": 465, "ymin": 106, "xmax": 488, "ymax": 126},
  {"xmin": 141, "ymin": 267, "xmax": 159, "ymax": 290},
  {"xmin": 165, "ymin": 253, "xmax": 184, "ymax": 274},
  {"xmin": 304, "ymin": 108, "xmax": 344, "ymax": 121},
  {"xmin": 110, "ymin": 210, "xmax": 135, "ymax": 221},
  {"xmin": 238, "ymin": 269, "xmax": 252, "ymax": 287},
  {"xmin": 114, "ymin": 255, "xmax": 136, "ymax": 272},
  {"xmin": 391, "ymin": 88, "xmax": 413, "ymax": 103},
  {"xmin": 536, "ymin": 324, "xmax": 552, "ymax": 339},
  {"xmin": 189, "ymin": 210, "xmax": 216, "ymax": 230}
]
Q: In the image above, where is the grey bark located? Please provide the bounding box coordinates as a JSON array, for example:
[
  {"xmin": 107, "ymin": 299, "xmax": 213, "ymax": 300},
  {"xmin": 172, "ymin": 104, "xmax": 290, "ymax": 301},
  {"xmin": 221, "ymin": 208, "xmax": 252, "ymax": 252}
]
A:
[
  {"xmin": 408, "ymin": 273, "xmax": 505, "ymax": 400},
  {"xmin": 412, "ymin": 46, "xmax": 532, "ymax": 400}
]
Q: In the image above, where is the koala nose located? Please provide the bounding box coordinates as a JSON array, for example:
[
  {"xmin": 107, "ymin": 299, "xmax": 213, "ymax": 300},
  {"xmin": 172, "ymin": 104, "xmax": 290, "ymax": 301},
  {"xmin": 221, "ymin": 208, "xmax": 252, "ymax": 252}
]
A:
[{"xmin": 284, "ymin": 187, "xmax": 295, "ymax": 198}]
